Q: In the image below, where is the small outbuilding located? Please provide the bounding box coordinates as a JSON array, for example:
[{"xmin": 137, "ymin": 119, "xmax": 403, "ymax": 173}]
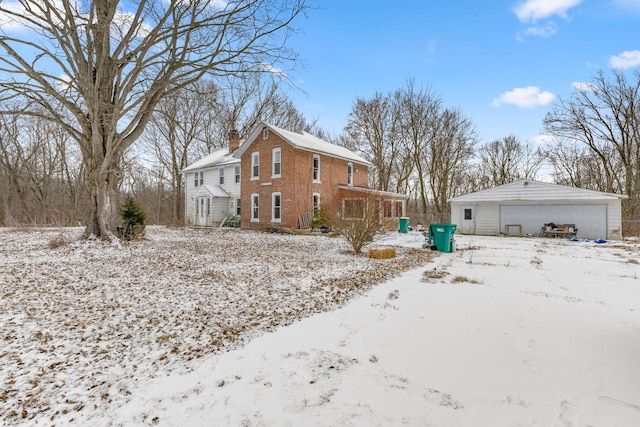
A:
[{"xmin": 449, "ymin": 180, "xmax": 627, "ymax": 239}]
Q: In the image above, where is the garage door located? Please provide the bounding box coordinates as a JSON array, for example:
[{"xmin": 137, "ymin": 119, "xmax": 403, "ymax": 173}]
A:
[{"xmin": 500, "ymin": 204, "xmax": 607, "ymax": 238}]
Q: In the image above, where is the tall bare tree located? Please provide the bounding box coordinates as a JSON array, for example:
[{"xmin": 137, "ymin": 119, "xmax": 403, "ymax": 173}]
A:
[
  {"xmin": 477, "ymin": 135, "xmax": 544, "ymax": 188},
  {"xmin": 0, "ymin": 0, "xmax": 307, "ymax": 239},
  {"xmin": 544, "ymin": 69, "xmax": 640, "ymax": 219}
]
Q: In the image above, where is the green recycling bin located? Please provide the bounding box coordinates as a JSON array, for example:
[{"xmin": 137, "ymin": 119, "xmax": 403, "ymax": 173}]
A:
[
  {"xmin": 428, "ymin": 223, "xmax": 457, "ymax": 253},
  {"xmin": 399, "ymin": 217, "xmax": 410, "ymax": 233}
]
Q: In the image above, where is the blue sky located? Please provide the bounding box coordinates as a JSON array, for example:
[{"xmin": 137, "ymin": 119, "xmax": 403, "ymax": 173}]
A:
[{"xmin": 287, "ymin": 0, "xmax": 640, "ymax": 145}]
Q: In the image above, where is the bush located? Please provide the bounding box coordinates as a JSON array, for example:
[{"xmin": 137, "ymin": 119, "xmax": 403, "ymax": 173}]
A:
[{"xmin": 118, "ymin": 195, "xmax": 146, "ymax": 240}]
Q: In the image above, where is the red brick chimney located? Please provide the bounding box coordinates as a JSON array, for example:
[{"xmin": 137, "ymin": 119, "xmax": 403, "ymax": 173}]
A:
[{"xmin": 229, "ymin": 129, "xmax": 240, "ymax": 153}]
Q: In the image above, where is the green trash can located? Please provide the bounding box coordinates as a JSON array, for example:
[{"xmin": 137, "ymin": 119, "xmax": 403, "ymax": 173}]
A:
[
  {"xmin": 399, "ymin": 217, "xmax": 410, "ymax": 233},
  {"xmin": 428, "ymin": 223, "xmax": 457, "ymax": 253}
]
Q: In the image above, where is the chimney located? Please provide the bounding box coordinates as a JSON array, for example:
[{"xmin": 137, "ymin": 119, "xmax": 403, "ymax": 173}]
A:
[{"xmin": 229, "ymin": 129, "xmax": 240, "ymax": 153}]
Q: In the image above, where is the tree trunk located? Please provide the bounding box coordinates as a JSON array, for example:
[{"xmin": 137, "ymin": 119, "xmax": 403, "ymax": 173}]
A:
[{"xmin": 82, "ymin": 153, "xmax": 121, "ymax": 240}]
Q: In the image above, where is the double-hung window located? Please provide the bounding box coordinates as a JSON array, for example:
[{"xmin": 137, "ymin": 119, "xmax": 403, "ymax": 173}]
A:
[
  {"xmin": 272, "ymin": 192, "xmax": 281, "ymax": 222},
  {"xmin": 272, "ymin": 148, "xmax": 281, "ymax": 178},
  {"xmin": 313, "ymin": 193, "xmax": 321, "ymax": 220},
  {"xmin": 194, "ymin": 171, "xmax": 203, "ymax": 187},
  {"xmin": 347, "ymin": 162, "xmax": 353, "ymax": 186},
  {"xmin": 251, "ymin": 194, "xmax": 259, "ymax": 222},
  {"xmin": 312, "ymin": 155, "xmax": 320, "ymax": 182},
  {"xmin": 219, "ymin": 168, "xmax": 224, "ymax": 185},
  {"xmin": 235, "ymin": 165, "xmax": 241, "ymax": 183},
  {"xmin": 251, "ymin": 152, "xmax": 260, "ymax": 180}
]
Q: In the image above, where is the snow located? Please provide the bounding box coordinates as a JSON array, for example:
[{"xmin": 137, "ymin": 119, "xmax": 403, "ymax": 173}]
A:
[{"xmin": 2, "ymin": 227, "xmax": 640, "ymax": 426}]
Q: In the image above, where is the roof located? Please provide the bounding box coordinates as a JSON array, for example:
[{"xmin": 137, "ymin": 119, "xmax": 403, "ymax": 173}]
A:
[
  {"xmin": 181, "ymin": 148, "xmax": 240, "ymax": 173},
  {"xmin": 234, "ymin": 122, "xmax": 373, "ymax": 166},
  {"xmin": 448, "ymin": 180, "xmax": 628, "ymax": 202},
  {"xmin": 338, "ymin": 185, "xmax": 408, "ymax": 199},
  {"xmin": 193, "ymin": 184, "xmax": 231, "ymax": 198}
]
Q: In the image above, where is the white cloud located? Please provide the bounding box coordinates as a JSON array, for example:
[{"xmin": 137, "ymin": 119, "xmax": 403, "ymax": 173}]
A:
[
  {"xmin": 522, "ymin": 23, "xmax": 557, "ymax": 37},
  {"xmin": 492, "ymin": 86, "xmax": 555, "ymax": 108},
  {"xmin": 609, "ymin": 50, "xmax": 640, "ymax": 69},
  {"xmin": 514, "ymin": 0, "xmax": 582, "ymax": 22},
  {"xmin": 531, "ymin": 133, "xmax": 555, "ymax": 145},
  {"xmin": 259, "ymin": 63, "xmax": 287, "ymax": 78}
]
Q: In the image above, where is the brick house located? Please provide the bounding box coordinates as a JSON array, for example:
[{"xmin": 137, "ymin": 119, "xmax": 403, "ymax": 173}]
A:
[{"xmin": 234, "ymin": 122, "xmax": 407, "ymax": 230}]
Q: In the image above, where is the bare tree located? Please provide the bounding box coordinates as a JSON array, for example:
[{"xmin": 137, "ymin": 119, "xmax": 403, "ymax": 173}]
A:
[
  {"xmin": 426, "ymin": 107, "xmax": 478, "ymax": 221},
  {"xmin": 0, "ymin": 0, "xmax": 308, "ymax": 240},
  {"xmin": 544, "ymin": 69, "xmax": 640, "ymax": 219},
  {"xmin": 477, "ymin": 135, "xmax": 544, "ymax": 188},
  {"xmin": 345, "ymin": 91, "xmax": 406, "ymax": 193}
]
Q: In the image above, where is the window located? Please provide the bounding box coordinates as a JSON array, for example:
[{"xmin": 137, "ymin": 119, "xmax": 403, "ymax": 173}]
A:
[
  {"xmin": 343, "ymin": 198, "xmax": 365, "ymax": 219},
  {"xmin": 236, "ymin": 198, "xmax": 241, "ymax": 216},
  {"xmin": 395, "ymin": 200, "xmax": 404, "ymax": 217},
  {"xmin": 272, "ymin": 148, "xmax": 281, "ymax": 178},
  {"xmin": 235, "ymin": 165, "xmax": 241, "ymax": 183},
  {"xmin": 272, "ymin": 192, "xmax": 281, "ymax": 222},
  {"xmin": 194, "ymin": 171, "xmax": 203, "ymax": 187},
  {"xmin": 262, "ymin": 127, "xmax": 269, "ymax": 139},
  {"xmin": 347, "ymin": 162, "xmax": 353, "ymax": 186},
  {"xmin": 464, "ymin": 208, "xmax": 473, "ymax": 220},
  {"xmin": 219, "ymin": 168, "xmax": 224, "ymax": 185},
  {"xmin": 251, "ymin": 194, "xmax": 259, "ymax": 222},
  {"xmin": 251, "ymin": 152, "xmax": 259, "ymax": 179},
  {"xmin": 383, "ymin": 200, "xmax": 393, "ymax": 218},
  {"xmin": 312, "ymin": 154, "xmax": 320, "ymax": 182},
  {"xmin": 313, "ymin": 193, "xmax": 321, "ymax": 220}
]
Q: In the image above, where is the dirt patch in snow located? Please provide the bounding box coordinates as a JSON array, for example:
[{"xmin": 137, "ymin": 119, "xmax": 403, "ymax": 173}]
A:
[{"xmin": 0, "ymin": 226, "xmax": 432, "ymax": 425}]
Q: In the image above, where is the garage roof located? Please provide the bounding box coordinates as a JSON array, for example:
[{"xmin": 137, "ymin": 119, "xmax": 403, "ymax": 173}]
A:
[{"xmin": 449, "ymin": 180, "xmax": 628, "ymax": 202}]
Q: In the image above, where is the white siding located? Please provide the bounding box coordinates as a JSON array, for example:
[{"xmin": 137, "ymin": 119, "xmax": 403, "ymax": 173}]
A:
[{"xmin": 184, "ymin": 164, "xmax": 240, "ymax": 226}]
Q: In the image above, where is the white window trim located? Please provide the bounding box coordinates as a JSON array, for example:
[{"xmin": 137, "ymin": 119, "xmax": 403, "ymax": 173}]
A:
[
  {"xmin": 219, "ymin": 168, "xmax": 225, "ymax": 185},
  {"xmin": 194, "ymin": 171, "xmax": 203, "ymax": 187},
  {"xmin": 251, "ymin": 193, "xmax": 259, "ymax": 222},
  {"xmin": 347, "ymin": 162, "xmax": 353, "ymax": 186},
  {"xmin": 262, "ymin": 127, "xmax": 269, "ymax": 139},
  {"xmin": 235, "ymin": 165, "xmax": 241, "ymax": 183},
  {"xmin": 272, "ymin": 192, "xmax": 282, "ymax": 222},
  {"xmin": 312, "ymin": 154, "xmax": 321, "ymax": 183},
  {"xmin": 251, "ymin": 152, "xmax": 260, "ymax": 180},
  {"xmin": 272, "ymin": 147, "xmax": 281, "ymax": 178}
]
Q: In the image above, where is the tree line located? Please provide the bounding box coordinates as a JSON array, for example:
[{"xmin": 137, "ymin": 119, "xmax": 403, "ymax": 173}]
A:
[
  {"xmin": 0, "ymin": 2, "xmax": 638, "ymax": 235},
  {"xmin": 3, "ymin": 69, "xmax": 639, "ymax": 233}
]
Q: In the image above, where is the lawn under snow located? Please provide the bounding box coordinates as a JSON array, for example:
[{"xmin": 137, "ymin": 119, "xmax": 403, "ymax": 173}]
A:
[{"xmin": 2, "ymin": 227, "xmax": 640, "ymax": 426}]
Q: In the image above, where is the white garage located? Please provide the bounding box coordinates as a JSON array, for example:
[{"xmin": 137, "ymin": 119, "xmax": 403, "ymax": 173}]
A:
[{"xmin": 449, "ymin": 180, "xmax": 627, "ymax": 239}]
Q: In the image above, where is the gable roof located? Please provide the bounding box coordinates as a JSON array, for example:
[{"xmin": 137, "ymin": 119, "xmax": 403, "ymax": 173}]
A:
[
  {"xmin": 234, "ymin": 121, "xmax": 373, "ymax": 166},
  {"xmin": 181, "ymin": 147, "xmax": 240, "ymax": 173},
  {"xmin": 193, "ymin": 184, "xmax": 231, "ymax": 198},
  {"xmin": 448, "ymin": 180, "xmax": 628, "ymax": 202}
]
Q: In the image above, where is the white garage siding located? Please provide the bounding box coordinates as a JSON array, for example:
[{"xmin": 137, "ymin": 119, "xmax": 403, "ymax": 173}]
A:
[
  {"xmin": 500, "ymin": 203, "xmax": 607, "ymax": 238},
  {"xmin": 448, "ymin": 180, "xmax": 626, "ymax": 239}
]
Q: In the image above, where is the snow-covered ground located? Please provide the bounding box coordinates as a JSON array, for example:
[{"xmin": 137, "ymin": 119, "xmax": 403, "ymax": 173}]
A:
[{"xmin": 2, "ymin": 227, "xmax": 640, "ymax": 426}]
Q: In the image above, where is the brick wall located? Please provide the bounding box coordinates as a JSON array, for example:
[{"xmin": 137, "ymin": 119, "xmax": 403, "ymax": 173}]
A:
[{"xmin": 240, "ymin": 128, "xmax": 370, "ymax": 229}]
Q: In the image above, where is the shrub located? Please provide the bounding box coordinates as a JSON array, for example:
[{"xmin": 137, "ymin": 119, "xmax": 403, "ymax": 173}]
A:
[{"xmin": 118, "ymin": 195, "xmax": 146, "ymax": 240}]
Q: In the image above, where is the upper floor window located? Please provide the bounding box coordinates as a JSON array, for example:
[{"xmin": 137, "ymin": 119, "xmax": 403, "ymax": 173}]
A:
[
  {"xmin": 194, "ymin": 171, "xmax": 203, "ymax": 187},
  {"xmin": 347, "ymin": 162, "xmax": 353, "ymax": 186},
  {"xmin": 235, "ymin": 165, "xmax": 241, "ymax": 183},
  {"xmin": 312, "ymin": 154, "xmax": 320, "ymax": 182},
  {"xmin": 272, "ymin": 148, "xmax": 281, "ymax": 178},
  {"xmin": 272, "ymin": 192, "xmax": 281, "ymax": 222},
  {"xmin": 262, "ymin": 127, "xmax": 269, "ymax": 139},
  {"xmin": 219, "ymin": 168, "xmax": 224, "ymax": 185},
  {"xmin": 251, "ymin": 152, "xmax": 260, "ymax": 179}
]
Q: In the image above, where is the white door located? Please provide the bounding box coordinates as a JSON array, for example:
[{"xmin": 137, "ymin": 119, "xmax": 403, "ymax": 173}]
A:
[
  {"xmin": 458, "ymin": 205, "xmax": 475, "ymax": 234},
  {"xmin": 197, "ymin": 197, "xmax": 208, "ymax": 226}
]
